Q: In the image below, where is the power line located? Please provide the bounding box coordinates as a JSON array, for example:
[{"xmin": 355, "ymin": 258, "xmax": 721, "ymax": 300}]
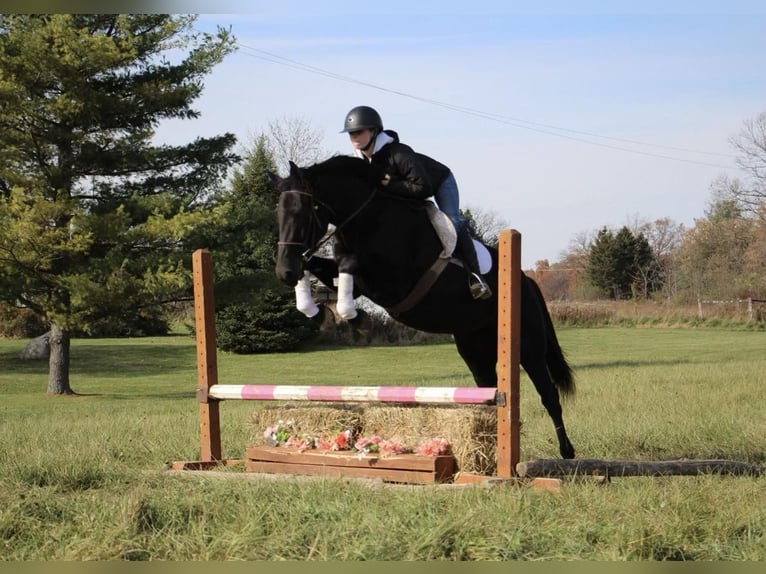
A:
[{"xmin": 235, "ymin": 42, "xmax": 738, "ymax": 170}]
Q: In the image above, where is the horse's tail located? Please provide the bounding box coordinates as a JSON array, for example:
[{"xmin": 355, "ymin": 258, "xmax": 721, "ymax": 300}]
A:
[{"xmin": 527, "ymin": 276, "xmax": 576, "ymax": 398}]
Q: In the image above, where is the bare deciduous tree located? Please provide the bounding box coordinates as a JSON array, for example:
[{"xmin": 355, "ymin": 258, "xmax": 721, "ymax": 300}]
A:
[
  {"xmin": 627, "ymin": 216, "xmax": 685, "ymax": 259},
  {"xmin": 728, "ymin": 110, "xmax": 766, "ymax": 214},
  {"xmin": 462, "ymin": 205, "xmax": 509, "ymax": 246},
  {"xmin": 265, "ymin": 115, "xmax": 327, "ymax": 175}
]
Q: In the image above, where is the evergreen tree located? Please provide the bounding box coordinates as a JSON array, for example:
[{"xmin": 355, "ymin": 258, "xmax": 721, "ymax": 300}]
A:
[
  {"xmin": 0, "ymin": 15, "xmax": 238, "ymax": 394},
  {"xmin": 586, "ymin": 226, "xmax": 658, "ymax": 299},
  {"xmin": 209, "ymin": 135, "xmax": 281, "ymax": 287},
  {"xmin": 199, "ymin": 135, "xmax": 316, "ymax": 353},
  {"xmin": 586, "ymin": 227, "xmax": 617, "ymax": 298}
]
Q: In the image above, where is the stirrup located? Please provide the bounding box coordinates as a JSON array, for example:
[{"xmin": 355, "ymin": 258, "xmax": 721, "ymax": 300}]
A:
[{"xmin": 469, "ymin": 273, "xmax": 492, "ymax": 300}]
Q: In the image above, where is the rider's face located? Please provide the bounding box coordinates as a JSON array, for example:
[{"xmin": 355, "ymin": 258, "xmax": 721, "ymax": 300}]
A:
[{"xmin": 348, "ymin": 129, "xmax": 374, "ymax": 151}]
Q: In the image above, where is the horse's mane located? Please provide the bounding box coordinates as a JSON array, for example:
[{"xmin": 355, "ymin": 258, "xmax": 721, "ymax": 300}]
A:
[{"xmin": 304, "ymin": 155, "xmax": 378, "ymax": 187}]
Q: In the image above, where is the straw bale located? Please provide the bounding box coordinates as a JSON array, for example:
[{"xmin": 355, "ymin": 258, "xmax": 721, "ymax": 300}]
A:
[
  {"xmin": 362, "ymin": 405, "xmax": 498, "ymax": 475},
  {"xmin": 248, "ymin": 402, "xmax": 499, "ymax": 475},
  {"xmin": 247, "ymin": 403, "xmax": 364, "ymax": 444}
]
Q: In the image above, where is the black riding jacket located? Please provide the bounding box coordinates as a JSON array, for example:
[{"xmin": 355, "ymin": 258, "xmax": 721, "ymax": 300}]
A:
[{"xmin": 363, "ymin": 130, "xmax": 451, "ymax": 200}]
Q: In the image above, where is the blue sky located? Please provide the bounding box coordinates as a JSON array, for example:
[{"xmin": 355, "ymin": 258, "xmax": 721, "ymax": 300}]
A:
[{"xmin": 155, "ymin": 1, "xmax": 766, "ymax": 267}]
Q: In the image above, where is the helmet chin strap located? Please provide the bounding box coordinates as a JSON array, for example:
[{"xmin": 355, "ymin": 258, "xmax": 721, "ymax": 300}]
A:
[{"xmin": 360, "ymin": 131, "xmax": 377, "ymax": 157}]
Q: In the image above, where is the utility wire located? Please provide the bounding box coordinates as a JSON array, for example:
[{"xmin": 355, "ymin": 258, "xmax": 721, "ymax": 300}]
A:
[{"xmin": 236, "ymin": 42, "xmax": 737, "ymax": 170}]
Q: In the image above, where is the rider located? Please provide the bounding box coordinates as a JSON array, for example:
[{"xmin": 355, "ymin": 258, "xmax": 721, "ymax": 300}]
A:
[{"xmin": 341, "ymin": 105, "xmax": 491, "ymax": 300}]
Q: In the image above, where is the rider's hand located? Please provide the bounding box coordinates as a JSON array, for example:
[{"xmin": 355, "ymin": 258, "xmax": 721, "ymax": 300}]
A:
[{"xmin": 381, "ymin": 174, "xmax": 391, "ymax": 186}]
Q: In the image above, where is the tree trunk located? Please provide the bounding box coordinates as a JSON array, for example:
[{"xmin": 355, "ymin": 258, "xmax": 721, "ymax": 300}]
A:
[{"xmin": 47, "ymin": 323, "xmax": 75, "ymax": 395}]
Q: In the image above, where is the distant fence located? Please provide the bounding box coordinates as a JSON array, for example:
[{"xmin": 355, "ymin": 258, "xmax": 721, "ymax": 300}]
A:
[{"xmin": 697, "ymin": 297, "xmax": 766, "ymax": 321}]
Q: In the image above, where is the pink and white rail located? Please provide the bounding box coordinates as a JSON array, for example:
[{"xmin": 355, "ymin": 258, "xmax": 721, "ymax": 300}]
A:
[{"xmin": 207, "ymin": 384, "xmax": 502, "ymax": 405}]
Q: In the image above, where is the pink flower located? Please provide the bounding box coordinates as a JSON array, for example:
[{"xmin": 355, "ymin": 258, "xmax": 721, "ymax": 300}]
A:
[
  {"xmin": 316, "ymin": 438, "xmax": 332, "ymax": 451},
  {"xmin": 415, "ymin": 438, "xmax": 451, "ymax": 456},
  {"xmin": 354, "ymin": 435, "xmax": 382, "ymax": 452},
  {"xmin": 379, "ymin": 439, "xmax": 407, "ymax": 457},
  {"xmin": 285, "ymin": 436, "xmax": 314, "ymax": 452}
]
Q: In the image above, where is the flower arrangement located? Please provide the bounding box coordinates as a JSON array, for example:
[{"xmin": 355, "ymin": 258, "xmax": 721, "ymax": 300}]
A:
[{"xmin": 262, "ymin": 420, "xmax": 450, "ymax": 458}]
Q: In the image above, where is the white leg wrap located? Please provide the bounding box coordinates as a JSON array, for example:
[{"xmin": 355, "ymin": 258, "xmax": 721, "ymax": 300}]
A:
[
  {"xmin": 294, "ymin": 272, "xmax": 319, "ymax": 318},
  {"xmin": 335, "ymin": 272, "xmax": 357, "ymax": 320}
]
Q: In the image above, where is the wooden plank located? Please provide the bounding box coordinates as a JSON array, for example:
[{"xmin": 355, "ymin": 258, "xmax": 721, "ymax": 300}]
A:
[
  {"xmin": 453, "ymin": 472, "xmax": 521, "ymax": 486},
  {"xmin": 193, "ymin": 248, "xmax": 221, "ymax": 461},
  {"xmin": 166, "ymin": 459, "xmax": 244, "ymax": 471},
  {"xmin": 530, "ymin": 477, "xmax": 563, "ymax": 492},
  {"xmin": 517, "ymin": 458, "xmax": 763, "ymax": 478},
  {"xmin": 247, "ymin": 445, "xmax": 454, "ymax": 473},
  {"xmin": 246, "ymin": 446, "xmax": 456, "ymax": 484},
  {"xmin": 246, "ymin": 460, "xmax": 447, "ymax": 484}
]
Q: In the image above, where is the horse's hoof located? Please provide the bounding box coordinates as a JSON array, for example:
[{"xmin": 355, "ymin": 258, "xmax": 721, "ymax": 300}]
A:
[{"xmin": 561, "ymin": 445, "xmax": 576, "ymax": 459}]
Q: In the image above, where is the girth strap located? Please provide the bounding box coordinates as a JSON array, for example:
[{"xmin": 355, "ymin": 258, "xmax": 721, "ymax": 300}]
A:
[{"xmin": 385, "ymin": 257, "xmax": 450, "ymax": 317}]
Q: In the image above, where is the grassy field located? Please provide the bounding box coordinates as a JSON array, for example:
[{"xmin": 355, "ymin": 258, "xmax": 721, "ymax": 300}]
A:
[{"xmin": 0, "ymin": 327, "xmax": 764, "ymax": 560}]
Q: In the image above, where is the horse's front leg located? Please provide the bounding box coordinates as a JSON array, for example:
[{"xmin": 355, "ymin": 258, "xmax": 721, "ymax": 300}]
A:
[
  {"xmin": 293, "ymin": 270, "xmax": 319, "ymax": 318},
  {"xmin": 292, "ymin": 256, "xmax": 339, "ymax": 318},
  {"xmin": 335, "ymin": 254, "xmax": 358, "ymax": 320}
]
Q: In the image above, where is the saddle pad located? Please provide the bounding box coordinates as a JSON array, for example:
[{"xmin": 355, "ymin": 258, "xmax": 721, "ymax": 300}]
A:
[
  {"xmin": 424, "ymin": 202, "xmax": 493, "ymax": 275},
  {"xmin": 425, "ymin": 202, "xmax": 457, "ymax": 258}
]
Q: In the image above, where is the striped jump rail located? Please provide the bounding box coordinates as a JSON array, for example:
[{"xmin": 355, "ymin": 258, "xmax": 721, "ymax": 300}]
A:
[{"xmin": 206, "ymin": 384, "xmax": 504, "ymax": 406}]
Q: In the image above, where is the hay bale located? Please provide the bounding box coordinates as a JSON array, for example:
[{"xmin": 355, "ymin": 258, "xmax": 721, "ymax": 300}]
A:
[
  {"xmin": 248, "ymin": 403, "xmax": 364, "ymax": 445},
  {"xmin": 248, "ymin": 403, "xmax": 499, "ymax": 476},
  {"xmin": 362, "ymin": 405, "xmax": 497, "ymax": 475}
]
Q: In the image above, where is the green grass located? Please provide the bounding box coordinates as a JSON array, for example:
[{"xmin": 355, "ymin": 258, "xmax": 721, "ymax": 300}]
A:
[{"xmin": 1, "ymin": 328, "xmax": 765, "ymax": 560}]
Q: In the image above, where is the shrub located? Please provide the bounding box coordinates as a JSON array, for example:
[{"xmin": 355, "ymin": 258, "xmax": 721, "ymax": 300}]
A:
[
  {"xmin": 0, "ymin": 305, "xmax": 48, "ymax": 338},
  {"xmin": 215, "ymin": 290, "xmax": 317, "ymax": 353},
  {"xmin": 85, "ymin": 311, "xmax": 170, "ymax": 338}
]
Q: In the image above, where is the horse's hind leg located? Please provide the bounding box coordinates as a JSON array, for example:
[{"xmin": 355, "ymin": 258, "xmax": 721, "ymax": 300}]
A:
[
  {"xmin": 453, "ymin": 329, "xmax": 497, "ymax": 388},
  {"xmin": 456, "ymin": 326, "xmax": 575, "ymax": 459},
  {"xmin": 521, "ymin": 356, "xmax": 575, "ymax": 459}
]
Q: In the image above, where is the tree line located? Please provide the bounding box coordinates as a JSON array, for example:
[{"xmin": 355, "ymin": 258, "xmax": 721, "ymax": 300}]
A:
[{"xmin": 529, "ymin": 116, "xmax": 766, "ymax": 305}]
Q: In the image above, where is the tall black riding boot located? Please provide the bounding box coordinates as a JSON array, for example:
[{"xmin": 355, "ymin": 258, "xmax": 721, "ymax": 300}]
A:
[{"xmin": 456, "ymin": 227, "xmax": 492, "ymax": 300}]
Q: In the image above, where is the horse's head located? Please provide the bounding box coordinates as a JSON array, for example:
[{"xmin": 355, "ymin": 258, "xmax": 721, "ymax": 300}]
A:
[{"xmin": 271, "ymin": 161, "xmax": 327, "ymax": 287}]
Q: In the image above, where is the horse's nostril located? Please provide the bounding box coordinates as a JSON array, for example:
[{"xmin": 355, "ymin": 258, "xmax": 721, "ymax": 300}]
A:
[{"xmin": 276, "ymin": 265, "xmax": 300, "ymax": 287}]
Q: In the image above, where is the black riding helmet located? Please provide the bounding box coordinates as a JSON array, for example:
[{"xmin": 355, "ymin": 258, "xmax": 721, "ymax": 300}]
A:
[{"xmin": 341, "ymin": 106, "xmax": 383, "ymax": 133}]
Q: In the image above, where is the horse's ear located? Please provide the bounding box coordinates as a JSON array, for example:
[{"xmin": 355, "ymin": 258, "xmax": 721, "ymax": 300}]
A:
[
  {"xmin": 266, "ymin": 170, "xmax": 279, "ymax": 186},
  {"xmin": 288, "ymin": 160, "xmax": 310, "ymax": 186}
]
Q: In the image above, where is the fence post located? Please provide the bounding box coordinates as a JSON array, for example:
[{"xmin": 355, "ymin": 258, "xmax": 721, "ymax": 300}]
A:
[
  {"xmin": 496, "ymin": 229, "xmax": 521, "ymax": 478},
  {"xmin": 193, "ymin": 249, "xmax": 222, "ymax": 461}
]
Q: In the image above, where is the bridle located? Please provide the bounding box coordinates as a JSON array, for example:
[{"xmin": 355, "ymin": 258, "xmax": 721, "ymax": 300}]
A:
[
  {"xmin": 277, "ymin": 182, "xmax": 379, "ymax": 261},
  {"xmin": 276, "ymin": 189, "xmax": 324, "ymax": 260}
]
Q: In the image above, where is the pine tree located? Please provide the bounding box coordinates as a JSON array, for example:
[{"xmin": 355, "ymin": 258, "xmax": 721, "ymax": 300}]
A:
[
  {"xmin": 0, "ymin": 15, "xmax": 238, "ymax": 394},
  {"xmin": 212, "ymin": 134, "xmax": 282, "ymax": 286},
  {"xmin": 586, "ymin": 226, "xmax": 659, "ymax": 299},
  {"xmin": 585, "ymin": 227, "xmax": 618, "ymax": 298}
]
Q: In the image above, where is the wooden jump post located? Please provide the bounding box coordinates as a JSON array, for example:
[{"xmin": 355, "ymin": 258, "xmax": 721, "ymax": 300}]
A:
[{"xmin": 171, "ymin": 229, "xmax": 524, "ymax": 484}]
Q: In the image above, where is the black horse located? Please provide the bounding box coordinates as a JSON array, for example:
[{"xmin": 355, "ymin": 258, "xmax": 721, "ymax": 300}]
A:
[{"xmin": 272, "ymin": 155, "xmax": 576, "ymax": 459}]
